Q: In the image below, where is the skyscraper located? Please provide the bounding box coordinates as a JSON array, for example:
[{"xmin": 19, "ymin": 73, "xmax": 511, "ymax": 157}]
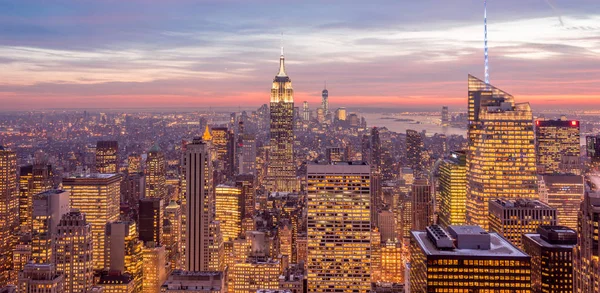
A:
[
  {"xmin": 184, "ymin": 138, "xmax": 213, "ymax": 271},
  {"xmin": 438, "ymin": 151, "xmax": 467, "ymax": 227},
  {"xmin": 574, "ymin": 192, "xmax": 600, "ymax": 293},
  {"xmin": 466, "ymin": 75, "xmax": 537, "ymax": 230},
  {"xmin": 0, "ymin": 146, "xmax": 18, "ymax": 286},
  {"xmin": 406, "ymin": 129, "xmax": 424, "ymax": 176},
  {"xmin": 142, "ymin": 242, "xmax": 167, "ymax": 293},
  {"xmin": 31, "ymin": 190, "xmax": 70, "ymax": 264},
  {"xmin": 105, "ymin": 221, "xmax": 143, "ymax": 293},
  {"xmin": 538, "ymin": 174, "xmax": 584, "ymax": 230},
  {"xmin": 441, "ymin": 106, "xmax": 449, "ymax": 126},
  {"xmin": 54, "ymin": 210, "xmax": 94, "ymax": 293},
  {"xmin": 18, "ymin": 157, "xmax": 53, "ymax": 233},
  {"xmin": 411, "ymin": 178, "xmax": 432, "ymax": 231},
  {"xmin": 325, "ymin": 146, "xmax": 346, "ymax": 164},
  {"xmin": 164, "ymin": 200, "xmax": 182, "ymax": 271},
  {"xmin": 586, "ymin": 135, "xmax": 600, "ymax": 167},
  {"xmin": 235, "ymin": 174, "xmax": 255, "ymax": 219},
  {"xmin": 321, "ymin": 84, "xmax": 329, "ymax": 117},
  {"xmin": 535, "ymin": 117, "xmax": 581, "ymax": 174},
  {"xmin": 238, "ymin": 134, "xmax": 256, "ymax": 175},
  {"xmin": 302, "ymin": 101, "xmax": 309, "ymax": 121},
  {"xmin": 410, "ymin": 225, "xmax": 532, "ymax": 292},
  {"xmin": 523, "ymin": 226, "xmax": 577, "ymax": 293},
  {"xmin": 266, "ymin": 49, "xmax": 296, "ymax": 192},
  {"xmin": 17, "ymin": 263, "xmax": 64, "ymax": 293},
  {"xmin": 306, "ymin": 162, "xmax": 371, "ymax": 293},
  {"xmin": 63, "ymin": 173, "xmax": 121, "ymax": 270},
  {"xmin": 145, "ymin": 144, "xmax": 167, "ymax": 200},
  {"xmin": 214, "ymin": 185, "xmax": 242, "ymax": 242},
  {"xmin": 139, "ymin": 198, "xmax": 163, "ymax": 245},
  {"xmin": 96, "ymin": 141, "xmax": 119, "ymax": 174}
]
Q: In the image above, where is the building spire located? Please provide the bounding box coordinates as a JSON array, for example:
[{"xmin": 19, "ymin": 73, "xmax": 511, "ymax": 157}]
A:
[
  {"xmin": 202, "ymin": 125, "xmax": 212, "ymax": 141},
  {"xmin": 277, "ymin": 33, "xmax": 287, "ymax": 77},
  {"xmin": 484, "ymin": 0, "xmax": 490, "ymax": 84}
]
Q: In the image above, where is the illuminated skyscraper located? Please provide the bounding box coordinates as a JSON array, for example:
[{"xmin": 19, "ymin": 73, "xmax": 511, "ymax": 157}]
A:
[
  {"xmin": 306, "ymin": 162, "xmax": 371, "ymax": 293},
  {"xmin": 31, "ymin": 190, "xmax": 70, "ymax": 264},
  {"xmin": 406, "ymin": 129, "xmax": 424, "ymax": 175},
  {"xmin": 55, "ymin": 210, "xmax": 94, "ymax": 293},
  {"xmin": 142, "ymin": 242, "xmax": 167, "ymax": 293},
  {"xmin": 98, "ymin": 271, "xmax": 135, "ymax": 293},
  {"xmin": 164, "ymin": 200, "xmax": 182, "ymax": 271},
  {"xmin": 238, "ymin": 135, "xmax": 256, "ymax": 175},
  {"xmin": 235, "ymin": 174, "xmax": 255, "ymax": 219},
  {"xmin": 19, "ymin": 157, "xmax": 53, "ymax": 233},
  {"xmin": 538, "ymin": 174, "xmax": 584, "ymax": 230},
  {"xmin": 139, "ymin": 198, "xmax": 163, "ymax": 245},
  {"xmin": 63, "ymin": 173, "xmax": 121, "ymax": 270},
  {"xmin": 302, "ymin": 101, "xmax": 309, "ymax": 121},
  {"xmin": 146, "ymin": 144, "xmax": 167, "ymax": 200},
  {"xmin": 410, "ymin": 225, "xmax": 532, "ymax": 292},
  {"xmin": 17, "ymin": 263, "xmax": 64, "ymax": 293},
  {"xmin": 380, "ymin": 239, "xmax": 403, "ymax": 284},
  {"xmin": 212, "ymin": 127, "xmax": 235, "ymax": 182},
  {"xmin": 411, "ymin": 178, "xmax": 432, "ymax": 231},
  {"xmin": 586, "ymin": 135, "xmax": 600, "ymax": 167},
  {"xmin": 535, "ymin": 117, "xmax": 581, "ymax": 174},
  {"xmin": 96, "ymin": 141, "xmax": 119, "ymax": 174},
  {"xmin": 466, "ymin": 75, "xmax": 537, "ymax": 230},
  {"xmin": 0, "ymin": 146, "xmax": 18, "ymax": 286},
  {"xmin": 321, "ymin": 84, "xmax": 329, "ymax": 116},
  {"xmin": 441, "ymin": 106, "xmax": 449, "ymax": 126},
  {"xmin": 325, "ymin": 147, "xmax": 346, "ymax": 164},
  {"xmin": 438, "ymin": 151, "xmax": 467, "ymax": 227},
  {"xmin": 231, "ymin": 259, "xmax": 280, "ymax": 293},
  {"xmin": 523, "ymin": 226, "xmax": 576, "ymax": 293},
  {"xmin": 184, "ymin": 138, "xmax": 213, "ymax": 271},
  {"xmin": 128, "ymin": 153, "xmax": 142, "ymax": 174},
  {"xmin": 574, "ymin": 192, "xmax": 600, "ymax": 293},
  {"xmin": 266, "ymin": 49, "xmax": 296, "ymax": 192},
  {"xmin": 488, "ymin": 198, "xmax": 557, "ymax": 248},
  {"xmin": 335, "ymin": 107, "xmax": 347, "ymax": 122},
  {"xmin": 105, "ymin": 221, "xmax": 143, "ymax": 293},
  {"xmin": 207, "ymin": 222, "xmax": 224, "ymax": 272},
  {"xmin": 214, "ymin": 185, "xmax": 242, "ymax": 242}
]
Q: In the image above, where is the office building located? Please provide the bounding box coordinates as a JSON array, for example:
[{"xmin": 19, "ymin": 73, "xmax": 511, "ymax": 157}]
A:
[
  {"xmin": 238, "ymin": 135, "xmax": 256, "ymax": 175},
  {"xmin": 146, "ymin": 144, "xmax": 167, "ymax": 200},
  {"xmin": 211, "ymin": 127, "xmax": 235, "ymax": 181},
  {"xmin": 17, "ymin": 263, "xmax": 64, "ymax": 293},
  {"xmin": 587, "ymin": 135, "xmax": 600, "ymax": 166},
  {"xmin": 142, "ymin": 242, "xmax": 167, "ymax": 293},
  {"xmin": 441, "ymin": 106, "xmax": 449, "ymax": 126},
  {"xmin": 139, "ymin": 198, "xmax": 163, "ymax": 245},
  {"xmin": 185, "ymin": 138, "xmax": 213, "ymax": 271},
  {"xmin": 410, "ymin": 225, "xmax": 532, "ymax": 292},
  {"xmin": 306, "ymin": 162, "xmax": 371, "ymax": 293},
  {"xmin": 380, "ymin": 239, "xmax": 403, "ymax": 284},
  {"xmin": 96, "ymin": 141, "xmax": 119, "ymax": 174},
  {"xmin": 321, "ymin": 85, "xmax": 329, "ymax": 116},
  {"xmin": 266, "ymin": 50, "xmax": 296, "ymax": 192},
  {"xmin": 335, "ymin": 107, "xmax": 347, "ymax": 121},
  {"xmin": 97, "ymin": 272, "xmax": 135, "ymax": 293},
  {"xmin": 235, "ymin": 174, "xmax": 255, "ymax": 219},
  {"xmin": 535, "ymin": 117, "xmax": 581, "ymax": 174},
  {"xmin": 574, "ymin": 192, "xmax": 600, "ymax": 292},
  {"xmin": 438, "ymin": 151, "xmax": 467, "ymax": 227},
  {"xmin": 127, "ymin": 153, "xmax": 142, "ymax": 174},
  {"xmin": 0, "ymin": 146, "xmax": 18, "ymax": 286},
  {"xmin": 54, "ymin": 210, "xmax": 94, "ymax": 293},
  {"xmin": 325, "ymin": 147, "xmax": 346, "ymax": 164},
  {"xmin": 231, "ymin": 259, "xmax": 280, "ymax": 293},
  {"xmin": 105, "ymin": 221, "xmax": 143, "ymax": 293},
  {"xmin": 523, "ymin": 226, "xmax": 576, "ymax": 293},
  {"xmin": 164, "ymin": 200, "xmax": 182, "ymax": 271},
  {"xmin": 18, "ymin": 159, "xmax": 53, "ymax": 233},
  {"xmin": 302, "ymin": 101, "xmax": 309, "ymax": 121},
  {"xmin": 538, "ymin": 174, "xmax": 584, "ymax": 230},
  {"xmin": 377, "ymin": 210, "xmax": 396, "ymax": 243},
  {"xmin": 31, "ymin": 190, "xmax": 70, "ymax": 263},
  {"xmin": 466, "ymin": 75, "xmax": 537, "ymax": 230},
  {"xmin": 215, "ymin": 185, "xmax": 242, "ymax": 241},
  {"xmin": 406, "ymin": 130, "xmax": 424, "ymax": 176},
  {"xmin": 160, "ymin": 270, "xmax": 224, "ymax": 293},
  {"xmin": 63, "ymin": 173, "xmax": 121, "ymax": 270},
  {"xmin": 488, "ymin": 198, "xmax": 557, "ymax": 248},
  {"xmin": 207, "ymin": 222, "xmax": 224, "ymax": 272},
  {"xmin": 411, "ymin": 179, "xmax": 432, "ymax": 231}
]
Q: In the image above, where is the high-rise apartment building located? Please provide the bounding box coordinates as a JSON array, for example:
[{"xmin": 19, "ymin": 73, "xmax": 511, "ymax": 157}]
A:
[
  {"xmin": 306, "ymin": 162, "xmax": 371, "ymax": 293},
  {"xmin": 406, "ymin": 130, "xmax": 424, "ymax": 176},
  {"xmin": 411, "ymin": 179, "xmax": 432, "ymax": 231},
  {"xmin": 31, "ymin": 190, "xmax": 70, "ymax": 264},
  {"xmin": 523, "ymin": 226, "xmax": 577, "ymax": 293},
  {"xmin": 105, "ymin": 221, "xmax": 143, "ymax": 293},
  {"xmin": 96, "ymin": 141, "xmax": 119, "ymax": 174},
  {"xmin": 574, "ymin": 192, "xmax": 600, "ymax": 293},
  {"xmin": 410, "ymin": 225, "xmax": 532, "ymax": 292},
  {"xmin": 438, "ymin": 151, "xmax": 467, "ymax": 227},
  {"xmin": 266, "ymin": 50, "xmax": 296, "ymax": 192},
  {"xmin": 215, "ymin": 185, "xmax": 242, "ymax": 242},
  {"xmin": 535, "ymin": 117, "xmax": 581, "ymax": 174},
  {"xmin": 17, "ymin": 263, "xmax": 64, "ymax": 293},
  {"xmin": 63, "ymin": 173, "xmax": 121, "ymax": 270},
  {"xmin": 19, "ymin": 159, "xmax": 53, "ymax": 233},
  {"xmin": 184, "ymin": 138, "xmax": 213, "ymax": 271},
  {"xmin": 538, "ymin": 174, "xmax": 584, "ymax": 230},
  {"xmin": 54, "ymin": 210, "xmax": 94, "ymax": 293},
  {"xmin": 139, "ymin": 198, "xmax": 163, "ymax": 245},
  {"xmin": 146, "ymin": 144, "xmax": 167, "ymax": 200},
  {"xmin": 466, "ymin": 75, "xmax": 537, "ymax": 230},
  {"xmin": 0, "ymin": 146, "xmax": 18, "ymax": 286},
  {"xmin": 488, "ymin": 198, "xmax": 557, "ymax": 248}
]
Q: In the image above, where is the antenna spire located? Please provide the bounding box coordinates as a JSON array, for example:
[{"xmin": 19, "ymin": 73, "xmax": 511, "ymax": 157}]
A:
[
  {"xmin": 280, "ymin": 32, "xmax": 284, "ymax": 56},
  {"xmin": 324, "ymin": 81, "xmax": 327, "ymax": 90},
  {"xmin": 484, "ymin": 0, "xmax": 490, "ymax": 84}
]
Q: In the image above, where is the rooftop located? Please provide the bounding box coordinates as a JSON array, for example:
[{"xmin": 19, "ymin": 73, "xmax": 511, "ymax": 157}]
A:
[{"xmin": 491, "ymin": 198, "xmax": 553, "ymax": 209}]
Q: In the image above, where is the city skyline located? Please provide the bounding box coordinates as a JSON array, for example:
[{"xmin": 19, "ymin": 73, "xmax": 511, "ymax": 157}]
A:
[{"xmin": 0, "ymin": 0, "xmax": 599, "ymax": 110}]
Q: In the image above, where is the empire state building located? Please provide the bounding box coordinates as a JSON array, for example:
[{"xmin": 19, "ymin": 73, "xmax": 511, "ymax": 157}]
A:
[{"xmin": 266, "ymin": 50, "xmax": 296, "ymax": 192}]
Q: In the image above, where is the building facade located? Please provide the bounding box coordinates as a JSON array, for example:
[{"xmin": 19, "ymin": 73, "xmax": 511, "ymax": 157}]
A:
[{"xmin": 438, "ymin": 151, "xmax": 467, "ymax": 227}]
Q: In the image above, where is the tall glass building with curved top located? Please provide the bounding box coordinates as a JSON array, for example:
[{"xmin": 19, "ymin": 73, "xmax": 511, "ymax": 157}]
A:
[
  {"xmin": 466, "ymin": 75, "xmax": 537, "ymax": 230},
  {"xmin": 266, "ymin": 51, "xmax": 296, "ymax": 192}
]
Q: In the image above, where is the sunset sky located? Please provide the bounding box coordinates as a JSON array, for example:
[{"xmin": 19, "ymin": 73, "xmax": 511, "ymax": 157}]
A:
[{"xmin": 0, "ymin": 0, "xmax": 599, "ymax": 110}]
